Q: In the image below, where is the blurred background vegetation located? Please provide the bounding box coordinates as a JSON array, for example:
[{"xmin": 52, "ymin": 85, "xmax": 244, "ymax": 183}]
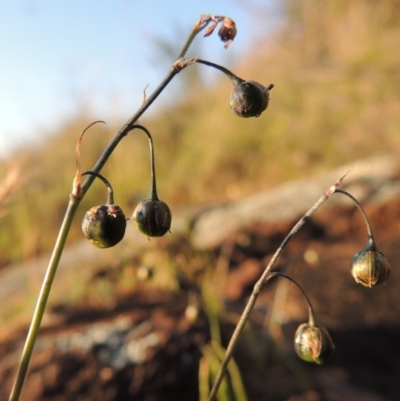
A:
[{"xmin": 1, "ymin": 0, "xmax": 399, "ymax": 267}]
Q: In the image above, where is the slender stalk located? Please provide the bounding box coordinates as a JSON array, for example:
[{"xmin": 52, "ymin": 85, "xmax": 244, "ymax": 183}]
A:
[
  {"xmin": 8, "ymin": 198, "xmax": 79, "ymax": 401},
  {"xmin": 129, "ymin": 125, "xmax": 159, "ymax": 201},
  {"xmin": 177, "ymin": 18, "xmax": 207, "ymax": 59},
  {"xmin": 80, "ymin": 68, "xmax": 179, "ymax": 198},
  {"xmin": 266, "ymin": 272, "xmax": 317, "ymax": 326},
  {"xmin": 177, "ymin": 14, "xmax": 224, "ymax": 59},
  {"xmin": 8, "ymin": 17, "xmax": 213, "ymax": 400},
  {"xmin": 81, "ymin": 171, "xmax": 115, "ymax": 204},
  {"xmin": 207, "ymin": 174, "xmax": 347, "ymax": 401},
  {"xmin": 195, "ymin": 58, "xmax": 244, "ymax": 85},
  {"xmin": 334, "ymin": 189, "xmax": 376, "ymax": 247}
]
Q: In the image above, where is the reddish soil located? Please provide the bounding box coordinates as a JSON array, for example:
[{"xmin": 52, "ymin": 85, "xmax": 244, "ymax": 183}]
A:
[{"xmin": 1, "ymin": 197, "xmax": 400, "ymax": 401}]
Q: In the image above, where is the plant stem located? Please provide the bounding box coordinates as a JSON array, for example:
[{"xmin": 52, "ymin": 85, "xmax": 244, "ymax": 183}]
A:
[
  {"xmin": 177, "ymin": 14, "xmax": 218, "ymax": 59},
  {"xmin": 9, "ymin": 33, "xmax": 202, "ymax": 401},
  {"xmin": 207, "ymin": 174, "xmax": 347, "ymax": 401},
  {"xmin": 8, "ymin": 198, "xmax": 79, "ymax": 401},
  {"xmin": 81, "ymin": 171, "xmax": 115, "ymax": 204},
  {"xmin": 129, "ymin": 125, "xmax": 159, "ymax": 201},
  {"xmin": 334, "ymin": 189, "xmax": 376, "ymax": 246},
  {"xmin": 266, "ymin": 272, "xmax": 317, "ymax": 326},
  {"xmin": 194, "ymin": 58, "xmax": 244, "ymax": 85},
  {"xmin": 80, "ymin": 68, "xmax": 179, "ymax": 197}
]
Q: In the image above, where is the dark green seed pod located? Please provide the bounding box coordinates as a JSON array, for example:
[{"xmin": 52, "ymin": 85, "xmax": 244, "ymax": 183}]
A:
[
  {"xmin": 81, "ymin": 171, "xmax": 126, "ymax": 248},
  {"xmin": 230, "ymin": 81, "xmax": 274, "ymax": 118},
  {"xmin": 132, "ymin": 198, "xmax": 171, "ymax": 237},
  {"xmin": 351, "ymin": 248, "xmax": 390, "ymax": 288},
  {"xmin": 192, "ymin": 59, "xmax": 274, "ymax": 119},
  {"xmin": 294, "ymin": 322, "xmax": 334, "ymax": 365},
  {"xmin": 128, "ymin": 125, "xmax": 172, "ymax": 238}
]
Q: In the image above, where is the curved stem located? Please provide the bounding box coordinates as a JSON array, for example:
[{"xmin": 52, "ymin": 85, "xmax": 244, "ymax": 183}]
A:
[
  {"xmin": 334, "ymin": 189, "xmax": 376, "ymax": 249},
  {"xmin": 207, "ymin": 174, "xmax": 347, "ymax": 401},
  {"xmin": 266, "ymin": 272, "xmax": 317, "ymax": 326},
  {"xmin": 9, "ymin": 36, "xmax": 199, "ymax": 401},
  {"xmin": 129, "ymin": 125, "xmax": 158, "ymax": 201},
  {"xmin": 79, "ymin": 69, "xmax": 178, "ymax": 199},
  {"xmin": 81, "ymin": 171, "xmax": 115, "ymax": 205},
  {"xmin": 194, "ymin": 58, "xmax": 244, "ymax": 85}
]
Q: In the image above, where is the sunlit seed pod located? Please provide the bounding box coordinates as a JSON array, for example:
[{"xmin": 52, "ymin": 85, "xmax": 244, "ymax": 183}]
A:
[
  {"xmin": 81, "ymin": 171, "xmax": 126, "ymax": 249},
  {"xmin": 132, "ymin": 198, "xmax": 172, "ymax": 237},
  {"xmin": 82, "ymin": 204, "xmax": 126, "ymax": 248},
  {"xmin": 351, "ymin": 249, "xmax": 390, "ymax": 288},
  {"xmin": 294, "ymin": 322, "xmax": 334, "ymax": 365},
  {"xmin": 230, "ymin": 81, "xmax": 274, "ymax": 118}
]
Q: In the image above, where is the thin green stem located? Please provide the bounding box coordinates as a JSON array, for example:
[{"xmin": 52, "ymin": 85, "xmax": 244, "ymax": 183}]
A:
[
  {"xmin": 194, "ymin": 58, "xmax": 243, "ymax": 85},
  {"xmin": 266, "ymin": 272, "xmax": 317, "ymax": 326},
  {"xmin": 177, "ymin": 14, "xmax": 220, "ymax": 59},
  {"xmin": 208, "ymin": 174, "xmax": 347, "ymax": 401},
  {"xmin": 80, "ymin": 67, "xmax": 179, "ymax": 197},
  {"xmin": 334, "ymin": 189, "xmax": 376, "ymax": 247},
  {"xmin": 129, "ymin": 125, "xmax": 158, "ymax": 201},
  {"xmin": 9, "ymin": 22, "xmax": 207, "ymax": 401},
  {"xmin": 81, "ymin": 171, "xmax": 115, "ymax": 204},
  {"xmin": 8, "ymin": 198, "xmax": 80, "ymax": 401}
]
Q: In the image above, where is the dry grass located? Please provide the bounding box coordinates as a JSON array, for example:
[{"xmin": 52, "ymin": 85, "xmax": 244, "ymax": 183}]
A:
[{"xmin": 1, "ymin": 0, "xmax": 399, "ymax": 266}]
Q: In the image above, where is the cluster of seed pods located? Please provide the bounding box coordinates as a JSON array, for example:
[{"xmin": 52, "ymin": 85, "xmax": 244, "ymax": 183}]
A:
[
  {"xmin": 78, "ymin": 124, "xmax": 171, "ymax": 249},
  {"xmin": 269, "ymin": 188, "xmax": 391, "ymax": 365},
  {"xmin": 73, "ymin": 23, "xmax": 390, "ymax": 364}
]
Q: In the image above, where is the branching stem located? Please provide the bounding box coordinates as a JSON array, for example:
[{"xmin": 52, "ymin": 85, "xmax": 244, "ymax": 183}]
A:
[
  {"xmin": 8, "ymin": 15, "xmax": 215, "ymax": 401},
  {"xmin": 207, "ymin": 174, "xmax": 347, "ymax": 401}
]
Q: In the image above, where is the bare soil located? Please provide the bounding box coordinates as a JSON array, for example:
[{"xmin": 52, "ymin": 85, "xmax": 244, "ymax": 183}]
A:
[{"xmin": 2, "ymin": 169, "xmax": 400, "ymax": 401}]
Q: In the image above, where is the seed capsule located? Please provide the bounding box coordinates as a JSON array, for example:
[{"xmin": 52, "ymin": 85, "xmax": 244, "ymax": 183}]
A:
[
  {"xmin": 230, "ymin": 81, "xmax": 274, "ymax": 118},
  {"xmin": 128, "ymin": 125, "xmax": 172, "ymax": 238},
  {"xmin": 81, "ymin": 171, "xmax": 126, "ymax": 248},
  {"xmin": 294, "ymin": 322, "xmax": 334, "ymax": 365},
  {"xmin": 218, "ymin": 17, "xmax": 237, "ymax": 48},
  {"xmin": 351, "ymin": 248, "xmax": 390, "ymax": 288},
  {"xmin": 132, "ymin": 198, "xmax": 171, "ymax": 237}
]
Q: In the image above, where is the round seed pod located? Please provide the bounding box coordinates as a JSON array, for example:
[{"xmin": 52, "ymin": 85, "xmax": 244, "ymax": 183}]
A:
[
  {"xmin": 132, "ymin": 198, "xmax": 171, "ymax": 237},
  {"xmin": 230, "ymin": 81, "xmax": 274, "ymax": 118},
  {"xmin": 81, "ymin": 171, "xmax": 126, "ymax": 248},
  {"xmin": 218, "ymin": 17, "xmax": 237, "ymax": 47},
  {"xmin": 294, "ymin": 322, "xmax": 334, "ymax": 365},
  {"xmin": 127, "ymin": 125, "xmax": 172, "ymax": 238},
  {"xmin": 351, "ymin": 248, "xmax": 390, "ymax": 288}
]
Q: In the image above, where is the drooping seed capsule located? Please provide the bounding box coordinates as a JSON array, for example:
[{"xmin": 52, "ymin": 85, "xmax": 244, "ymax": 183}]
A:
[
  {"xmin": 331, "ymin": 190, "xmax": 391, "ymax": 288},
  {"xmin": 351, "ymin": 248, "xmax": 390, "ymax": 288},
  {"xmin": 132, "ymin": 198, "xmax": 171, "ymax": 237},
  {"xmin": 193, "ymin": 59, "xmax": 274, "ymax": 119},
  {"xmin": 81, "ymin": 171, "xmax": 126, "ymax": 248},
  {"xmin": 128, "ymin": 125, "xmax": 172, "ymax": 238},
  {"xmin": 218, "ymin": 17, "xmax": 237, "ymax": 48},
  {"xmin": 230, "ymin": 81, "xmax": 274, "ymax": 118},
  {"xmin": 294, "ymin": 322, "xmax": 334, "ymax": 365}
]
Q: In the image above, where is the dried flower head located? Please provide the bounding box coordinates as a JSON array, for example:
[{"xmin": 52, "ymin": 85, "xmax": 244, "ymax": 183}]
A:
[
  {"xmin": 203, "ymin": 15, "xmax": 237, "ymax": 48},
  {"xmin": 218, "ymin": 17, "xmax": 237, "ymax": 48}
]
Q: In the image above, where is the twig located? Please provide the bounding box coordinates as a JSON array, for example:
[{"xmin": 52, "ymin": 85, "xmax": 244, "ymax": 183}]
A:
[
  {"xmin": 207, "ymin": 173, "xmax": 348, "ymax": 401},
  {"xmin": 8, "ymin": 14, "xmax": 220, "ymax": 401}
]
